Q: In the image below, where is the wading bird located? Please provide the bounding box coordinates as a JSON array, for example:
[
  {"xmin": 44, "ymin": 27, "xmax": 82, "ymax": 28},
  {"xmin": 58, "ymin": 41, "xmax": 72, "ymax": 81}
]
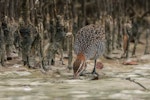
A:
[{"xmin": 73, "ymin": 24, "xmax": 106, "ymax": 78}]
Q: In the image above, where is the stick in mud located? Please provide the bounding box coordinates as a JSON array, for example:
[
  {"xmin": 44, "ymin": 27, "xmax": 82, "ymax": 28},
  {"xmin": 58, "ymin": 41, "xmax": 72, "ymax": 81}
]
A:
[{"xmin": 125, "ymin": 77, "xmax": 148, "ymax": 90}]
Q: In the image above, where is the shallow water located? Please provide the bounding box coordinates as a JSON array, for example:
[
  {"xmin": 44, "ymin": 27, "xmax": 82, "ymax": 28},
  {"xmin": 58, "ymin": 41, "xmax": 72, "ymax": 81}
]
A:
[
  {"xmin": 0, "ymin": 63, "xmax": 150, "ymax": 100},
  {"xmin": 0, "ymin": 78, "xmax": 150, "ymax": 100}
]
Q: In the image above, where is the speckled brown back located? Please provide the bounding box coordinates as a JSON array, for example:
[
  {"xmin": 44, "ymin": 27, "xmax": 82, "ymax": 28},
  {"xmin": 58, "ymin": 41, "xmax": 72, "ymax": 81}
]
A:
[{"xmin": 74, "ymin": 24, "xmax": 106, "ymax": 60}]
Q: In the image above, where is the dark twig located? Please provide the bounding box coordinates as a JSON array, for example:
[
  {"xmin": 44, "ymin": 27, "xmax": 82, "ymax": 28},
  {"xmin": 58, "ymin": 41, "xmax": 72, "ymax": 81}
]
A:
[{"xmin": 125, "ymin": 77, "xmax": 148, "ymax": 90}]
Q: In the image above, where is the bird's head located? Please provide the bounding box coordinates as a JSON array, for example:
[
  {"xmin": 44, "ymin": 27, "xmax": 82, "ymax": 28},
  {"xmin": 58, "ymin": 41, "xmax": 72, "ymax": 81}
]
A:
[{"xmin": 73, "ymin": 53, "xmax": 86, "ymax": 79}]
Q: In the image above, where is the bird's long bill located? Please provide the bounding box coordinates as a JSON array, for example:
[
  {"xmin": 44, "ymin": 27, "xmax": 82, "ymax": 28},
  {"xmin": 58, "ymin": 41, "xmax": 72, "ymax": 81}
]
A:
[{"xmin": 74, "ymin": 61, "xmax": 85, "ymax": 79}]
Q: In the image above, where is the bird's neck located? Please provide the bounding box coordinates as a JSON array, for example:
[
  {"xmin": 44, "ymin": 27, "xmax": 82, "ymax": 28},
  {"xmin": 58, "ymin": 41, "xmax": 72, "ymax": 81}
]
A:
[{"xmin": 76, "ymin": 53, "xmax": 86, "ymax": 61}]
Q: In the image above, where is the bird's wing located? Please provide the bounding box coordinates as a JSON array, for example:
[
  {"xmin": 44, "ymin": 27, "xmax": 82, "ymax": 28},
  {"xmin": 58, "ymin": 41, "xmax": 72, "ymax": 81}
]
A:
[{"xmin": 84, "ymin": 40, "xmax": 105, "ymax": 59}]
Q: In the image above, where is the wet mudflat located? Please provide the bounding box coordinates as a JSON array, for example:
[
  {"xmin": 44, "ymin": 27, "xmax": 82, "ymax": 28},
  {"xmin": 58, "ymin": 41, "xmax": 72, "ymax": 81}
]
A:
[{"xmin": 0, "ymin": 54, "xmax": 150, "ymax": 100}]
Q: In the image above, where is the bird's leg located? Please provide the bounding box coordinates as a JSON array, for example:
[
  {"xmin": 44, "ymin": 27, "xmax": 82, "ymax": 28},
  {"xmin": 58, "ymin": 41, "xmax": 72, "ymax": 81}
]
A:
[
  {"xmin": 92, "ymin": 59, "xmax": 99, "ymax": 77},
  {"xmin": 26, "ymin": 56, "xmax": 31, "ymax": 68}
]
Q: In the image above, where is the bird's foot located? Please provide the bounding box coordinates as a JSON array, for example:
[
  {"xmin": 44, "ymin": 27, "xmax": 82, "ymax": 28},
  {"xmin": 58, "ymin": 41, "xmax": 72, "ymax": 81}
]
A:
[
  {"xmin": 91, "ymin": 71, "xmax": 99, "ymax": 80},
  {"xmin": 92, "ymin": 71, "xmax": 99, "ymax": 77}
]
